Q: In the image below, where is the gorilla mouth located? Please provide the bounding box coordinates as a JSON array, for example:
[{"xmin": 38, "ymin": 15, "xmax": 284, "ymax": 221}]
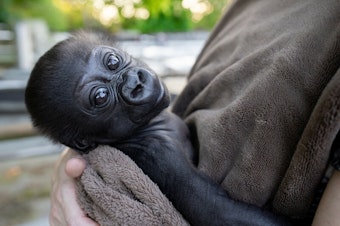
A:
[{"xmin": 131, "ymin": 84, "xmax": 144, "ymax": 99}]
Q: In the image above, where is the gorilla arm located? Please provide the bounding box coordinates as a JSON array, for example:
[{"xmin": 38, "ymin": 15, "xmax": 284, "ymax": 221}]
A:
[{"xmin": 116, "ymin": 112, "xmax": 290, "ymax": 226}]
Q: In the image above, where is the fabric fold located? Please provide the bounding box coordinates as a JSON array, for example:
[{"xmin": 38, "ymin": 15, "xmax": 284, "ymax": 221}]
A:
[{"xmin": 76, "ymin": 146, "xmax": 189, "ymax": 226}]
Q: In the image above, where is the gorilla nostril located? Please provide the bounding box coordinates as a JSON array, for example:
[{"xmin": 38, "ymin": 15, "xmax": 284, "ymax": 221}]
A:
[{"xmin": 137, "ymin": 71, "xmax": 146, "ymax": 83}]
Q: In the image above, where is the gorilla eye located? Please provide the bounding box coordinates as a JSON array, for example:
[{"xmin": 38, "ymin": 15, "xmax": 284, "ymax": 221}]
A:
[
  {"xmin": 107, "ymin": 54, "xmax": 120, "ymax": 71},
  {"xmin": 94, "ymin": 87, "xmax": 109, "ymax": 106}
]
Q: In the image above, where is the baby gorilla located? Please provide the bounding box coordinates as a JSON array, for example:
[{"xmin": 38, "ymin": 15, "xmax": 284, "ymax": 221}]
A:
[{"xmin": 25, "ymin": 33, "xmax": 288, "ymax": 226}]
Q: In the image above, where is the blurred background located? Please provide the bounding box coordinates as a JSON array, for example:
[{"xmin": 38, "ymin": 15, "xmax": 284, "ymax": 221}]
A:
[{"xmin": 0, "ymin": 0, "xmax": 229, "ymax": 225}]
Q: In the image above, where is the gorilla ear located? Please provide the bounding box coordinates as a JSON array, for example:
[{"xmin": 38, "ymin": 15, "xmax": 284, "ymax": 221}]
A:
[{"xmin": 70, "ymin": 138, "xmax": 98, "ymax": 154}]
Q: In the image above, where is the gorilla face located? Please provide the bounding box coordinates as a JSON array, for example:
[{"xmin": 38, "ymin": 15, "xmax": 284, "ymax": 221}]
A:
[
  {"xmin": 75, "ymin": 45, "xmax": 169, "ymax": 138},
  {"xmin": 25, "ymin": 36, "xmax": 170, "ymax": 153}
]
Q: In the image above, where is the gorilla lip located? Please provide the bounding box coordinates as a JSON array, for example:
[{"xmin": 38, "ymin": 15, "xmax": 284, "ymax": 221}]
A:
[{"xmin": 131, "ymin": 84, "xmax": 144, "ymax": 98}]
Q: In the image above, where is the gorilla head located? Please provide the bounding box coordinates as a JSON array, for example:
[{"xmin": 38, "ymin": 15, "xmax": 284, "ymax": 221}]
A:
[{"xmin": 25, "ymin": 32, "xmax": 170, "ymax": 153}]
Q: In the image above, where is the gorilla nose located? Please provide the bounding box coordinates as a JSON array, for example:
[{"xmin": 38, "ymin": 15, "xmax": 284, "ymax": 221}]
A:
[{"xmin": 121, "ymin": 68, "xmax": 157, "ymax": 104}]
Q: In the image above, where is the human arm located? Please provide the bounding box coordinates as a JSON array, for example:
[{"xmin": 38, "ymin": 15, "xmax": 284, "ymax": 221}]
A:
[
  {"xmin": 49, "ymin": 148, "xmax": 99, "ymax": 226},
  {"xmin": 312, "ymin": 170, "xmax": 340, "ymax": 226}
]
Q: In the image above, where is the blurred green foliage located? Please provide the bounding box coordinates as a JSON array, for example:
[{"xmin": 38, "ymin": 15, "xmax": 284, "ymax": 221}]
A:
[
  {"xmin": 0, "ymin": 0, "xmax": 70, "ymax": 30},
  {"xmin": 0, "ymin": 0, "xmax": 228, "ymax": 33},
  {"xmin": 125, "ymin": 0, "xmax": 193, "ymax": 33}
]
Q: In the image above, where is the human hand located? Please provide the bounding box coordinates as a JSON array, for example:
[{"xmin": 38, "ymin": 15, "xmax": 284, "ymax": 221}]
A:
[{"xmin": 49, "ymin": 148, "xmax": 99, "ymax": 226}]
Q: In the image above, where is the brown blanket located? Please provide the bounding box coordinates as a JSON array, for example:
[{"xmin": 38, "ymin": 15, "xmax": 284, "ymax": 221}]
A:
[
  {"xmin": 77, "ymin": 146, "xmax": 189, "ymax": 226},
  {"xmin": 76, "ymin": 0, "xmax": 340, "ymax": 224},
  {"xmin": 173, "ymin": 0, "xmax": 340, "ymax": 218}
]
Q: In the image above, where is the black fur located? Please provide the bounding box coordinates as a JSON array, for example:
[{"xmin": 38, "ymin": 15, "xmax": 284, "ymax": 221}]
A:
[{"xmin": 25, "ymin": 32, "xmax": 289, "ymax": 226}]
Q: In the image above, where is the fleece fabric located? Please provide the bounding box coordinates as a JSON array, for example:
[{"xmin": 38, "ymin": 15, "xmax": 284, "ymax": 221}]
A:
[
  {"xmin": 77, "ymin": 146, "xmax": 189, "ymax": 226},
  {"xmin": 172, "ymin": 0, "xmax": 340, "ymax": 217},
  {"xmin": 76, "ymin": 0, "xmax": 340, "ymax": 224}
]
